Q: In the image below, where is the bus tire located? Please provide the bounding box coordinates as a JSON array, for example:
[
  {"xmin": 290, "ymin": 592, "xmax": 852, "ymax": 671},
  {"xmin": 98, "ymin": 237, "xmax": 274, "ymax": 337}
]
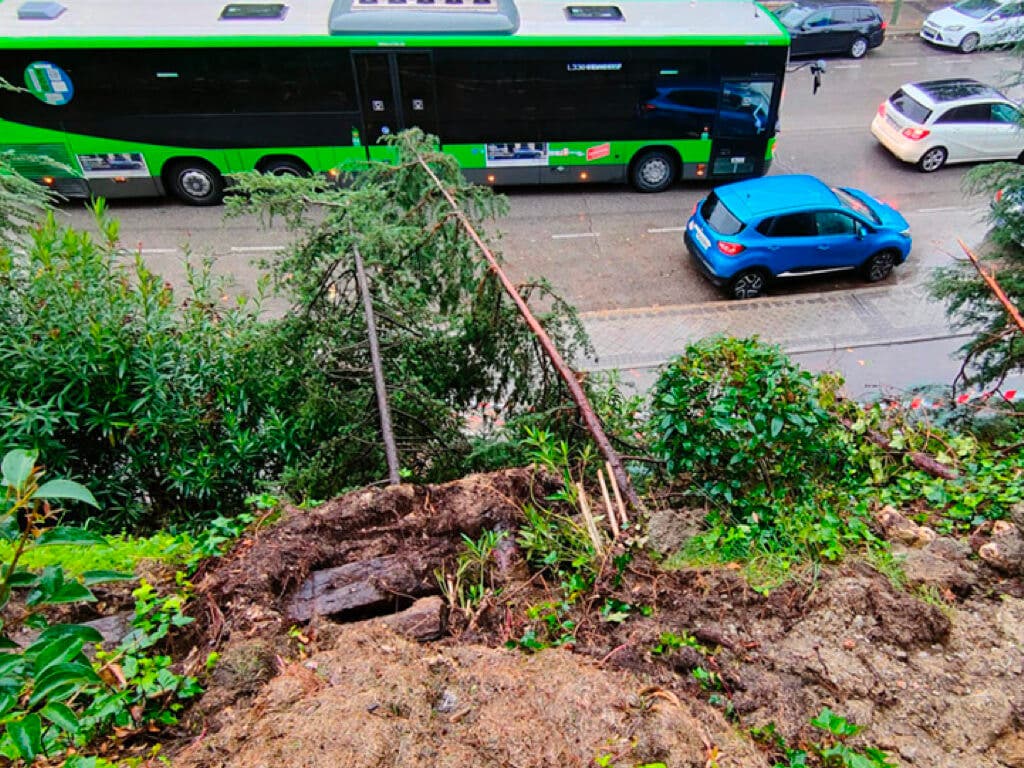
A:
[
  {"xmin": 166, "ymin": 160, "xmax": 224, "ymax": 206},
  {"xmin": 260, "ymin": 157, "xmax": 310, "ymax": 177},
  {"xmin": 630, "ymin": 149, "xmax": 677, "ymax": 193}
]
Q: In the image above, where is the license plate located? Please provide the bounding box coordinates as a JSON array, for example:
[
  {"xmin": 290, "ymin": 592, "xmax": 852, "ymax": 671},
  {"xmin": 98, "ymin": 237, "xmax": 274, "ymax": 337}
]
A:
[{"xmin": 692, "ymin": 223, "xmax": 710, "ymax": 250}]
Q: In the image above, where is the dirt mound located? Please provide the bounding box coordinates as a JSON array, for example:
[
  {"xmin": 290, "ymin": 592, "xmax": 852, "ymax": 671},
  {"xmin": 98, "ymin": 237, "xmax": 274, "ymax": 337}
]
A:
[
  {"xmin": 176, "ymin": 623, "xmax": 767, "ymax": 768},
  {"xmin": 172, "ymin": 471, "xmax": 1024, "ymax": 768}
]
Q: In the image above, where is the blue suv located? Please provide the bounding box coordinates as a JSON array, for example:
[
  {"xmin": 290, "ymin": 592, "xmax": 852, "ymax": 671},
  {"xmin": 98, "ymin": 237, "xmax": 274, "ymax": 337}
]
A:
[{"xmin": 685, "ymin": 175, "xmax": 912, "ymax": 299}]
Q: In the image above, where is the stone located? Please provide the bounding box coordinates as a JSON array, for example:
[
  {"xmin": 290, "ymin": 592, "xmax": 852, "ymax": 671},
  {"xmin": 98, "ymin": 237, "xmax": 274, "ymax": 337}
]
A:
[
  {"xmin": 377, "ymin": 596, "xmax": 446, "ymax": 641},
  {"xmin": 646, "ymin": 508, "xmax": 702, "ymax": 555},
  {"xmin": 875, "ymin": 505, "xmax": 936, "ymax": 547}
]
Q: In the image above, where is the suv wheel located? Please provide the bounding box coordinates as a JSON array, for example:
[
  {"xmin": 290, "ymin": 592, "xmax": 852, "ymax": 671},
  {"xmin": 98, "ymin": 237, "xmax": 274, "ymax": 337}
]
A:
[
  {"xmin": 959, "ymin": 32, "xmax": 980, "ymax": 52},
  {"xmin": 861, "ymin": 250, "xmax": 897, "ymax": 282},
  {"xmin": 729, "ymin": 270, "xmax": 767, "ymax": 300},
  {"xmin": 917, "ymin": 146, "xmax": 947, "ymax": 173},
  {"xmin": 849, "ymin": 36, "xmax": 869, "ymax": 58}
]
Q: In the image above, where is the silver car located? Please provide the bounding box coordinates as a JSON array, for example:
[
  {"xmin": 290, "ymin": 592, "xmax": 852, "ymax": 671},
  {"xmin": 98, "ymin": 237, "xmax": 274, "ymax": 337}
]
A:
[
  {"xmin": 921, "ymin": 0, "xmax": 1024, "ymax": 53},
  {"xmin": 871, "ymin": 78, "xmax": 1024, "ymax": 171}
]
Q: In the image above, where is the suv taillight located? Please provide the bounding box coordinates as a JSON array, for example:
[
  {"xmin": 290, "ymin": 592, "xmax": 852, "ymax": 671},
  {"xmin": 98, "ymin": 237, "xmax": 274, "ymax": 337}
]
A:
[
  {"xmin": 881, "ymin": 20, "xmax": 887, "ymax": 30},
  {"xmin": 902, "ymin": 127, "xmax": 930, "ymax": 141},
  {"xmin": 717, "ymin": 241, "xmax": 745, "ymax": 256}
]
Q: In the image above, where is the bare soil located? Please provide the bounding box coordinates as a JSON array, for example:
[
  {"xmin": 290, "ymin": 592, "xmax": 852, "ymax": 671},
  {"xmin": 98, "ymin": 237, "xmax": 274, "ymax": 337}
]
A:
[{"xmin": 167, "ymin": 469, "xmax": 1023, "ymax": 768}]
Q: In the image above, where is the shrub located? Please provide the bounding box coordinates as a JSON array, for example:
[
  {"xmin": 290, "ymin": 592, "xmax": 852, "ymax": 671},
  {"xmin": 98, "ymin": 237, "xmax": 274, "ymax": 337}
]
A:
[
  {"xmin": 650, "ymin": 336, "xmax": 846, "ymax": 509},
  {"xmin": 0, "ymin": 202, "xmax": 291, "ymax": 529}
]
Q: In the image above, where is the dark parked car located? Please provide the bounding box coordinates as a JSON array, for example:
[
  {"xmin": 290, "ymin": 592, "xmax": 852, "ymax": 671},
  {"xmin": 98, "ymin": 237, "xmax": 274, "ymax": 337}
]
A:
[{"xmin": 774, "ymin": 0, "xmax": 887, "ymax": 58}]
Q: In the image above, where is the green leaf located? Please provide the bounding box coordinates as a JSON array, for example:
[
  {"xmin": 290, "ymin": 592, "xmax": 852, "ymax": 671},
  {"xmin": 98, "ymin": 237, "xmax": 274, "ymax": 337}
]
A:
[
  {"xmin": 38, "ymin": 623, "xmax": 104, "ymax": 644},
  {"xmin": 28, "ymin": 662, "xmax": 100, "ymax": 707},
  {"xmin": 6, "ymin": 713, "xmax": 42, "ymax": 761},
  {"xmin": 0, "ymin": 692, "xmax": 16, "ymax": 716},
  {"xmin": 35, "ymin": 527, "xmax": 107, "ymax": 547},
  {"xmin": 39, "ymin": 701, "xmax": 80, "ymax": 733},
  {"xmin": 1, "ymin": 449, "xmax": 38, "ymax": 494},
  {"xmin": 770, "ymin": 416, "xmax": 784, "ymax": 438},
  {"xmin": 6, "ymin": 571, "xmax": 40, "ymax": 588},
  {"xmin": 48, "ymin": 581, "xmax": 96, "ymax": 604},
  {"xmin": 33, "ymin": 479, "xmax": 99, "ymax": 508},
  {"xmin": 0, "ymin": 515, "xmax": 19, "ymax": 542},
  {"xmin": 33, "ymin": 638, "xmax": 85, "ymax": 678},
  {"xmin": 82, "ymin": 570, "xmax": 136, "ymax": 586}
]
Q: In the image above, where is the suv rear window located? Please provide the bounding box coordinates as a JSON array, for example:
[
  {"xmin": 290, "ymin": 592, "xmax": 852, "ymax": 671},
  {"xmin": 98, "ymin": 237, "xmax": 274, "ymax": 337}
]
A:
[
  {"xmin": 889, "ymin": 88, "xmax": 931, "ymax": 123},
  {"xmin": 700, "ymin": 192, "xmax": 744, "ymax": 235}
]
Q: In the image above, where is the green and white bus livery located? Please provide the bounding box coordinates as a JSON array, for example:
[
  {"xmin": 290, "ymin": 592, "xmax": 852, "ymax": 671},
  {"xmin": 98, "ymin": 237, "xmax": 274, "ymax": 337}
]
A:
[{"xmin": 0, "ymin": 0, "xmax": 789, "ymax": 204}]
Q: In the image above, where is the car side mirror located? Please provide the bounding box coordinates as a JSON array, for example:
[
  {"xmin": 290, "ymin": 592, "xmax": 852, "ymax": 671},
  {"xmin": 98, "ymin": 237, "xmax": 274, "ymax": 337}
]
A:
[{"xmin": 855, "ymin": 223, "xmax": 867, "ymax": 238}]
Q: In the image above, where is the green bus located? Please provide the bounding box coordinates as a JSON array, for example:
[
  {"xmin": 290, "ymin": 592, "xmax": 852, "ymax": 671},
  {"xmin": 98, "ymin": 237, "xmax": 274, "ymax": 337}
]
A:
[{"xmin": 0, "ymin": 0, "xmax": 789, "ymax": 205}]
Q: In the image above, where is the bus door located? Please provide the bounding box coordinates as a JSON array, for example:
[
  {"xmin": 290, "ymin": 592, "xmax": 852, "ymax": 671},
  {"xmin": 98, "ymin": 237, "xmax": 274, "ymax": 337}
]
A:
[
  {"xmin": 352, "ymin": 52, "xmax": 440, "ymax": 162},
  {"xmin": 708, "ymin": 79, "xmax": 777, "ymax": 178}
]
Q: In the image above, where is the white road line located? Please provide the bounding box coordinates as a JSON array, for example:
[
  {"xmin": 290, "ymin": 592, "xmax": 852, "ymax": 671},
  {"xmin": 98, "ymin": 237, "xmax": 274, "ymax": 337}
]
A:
[
  {"xmin": 230, "ymin": 245, "xmax": 282, "ymax": 252},
  {"xmin": 647, "ymin": 226, "xmax": 686, "ymax": 233},
  {"xmin": 551, "ymin": 232, "xmax": 599, "ymax": 239},
  {"xmin": 916, "ymin": 206, "xmax": 963, "ymax": 213},
  {"xmin": 888, "ymin": 61, "xmax": 919, "ymax": 66},
  {"xmin": 138, "ymin": 248, "xmax": 179, "ymax": 254},
  {"xmin": 831, "ymin": 64, "xmax": 861, "ymax": 70}
]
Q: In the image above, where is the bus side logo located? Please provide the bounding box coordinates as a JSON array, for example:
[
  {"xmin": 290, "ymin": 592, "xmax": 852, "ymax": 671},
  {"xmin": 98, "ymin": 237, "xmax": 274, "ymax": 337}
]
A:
[{"xmin": 24, "ymin": 62, "xmax": 74, "ymax": 106}]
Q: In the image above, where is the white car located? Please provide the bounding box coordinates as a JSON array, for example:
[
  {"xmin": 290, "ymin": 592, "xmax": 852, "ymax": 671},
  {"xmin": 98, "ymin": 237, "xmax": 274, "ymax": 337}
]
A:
[
  {"xmin": 921, "ymin": 0, "xmax": 1024, "ymax": 53},
  {"xmin": 871, "ymin": 78, "xmax": 1024, "ymax": 172}
]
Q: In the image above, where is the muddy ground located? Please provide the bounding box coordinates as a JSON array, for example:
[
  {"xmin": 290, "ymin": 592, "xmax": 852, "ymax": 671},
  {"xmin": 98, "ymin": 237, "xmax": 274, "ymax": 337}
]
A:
[{"xmin": 165, "ymin": 468, "xmax": 1023, "ymax": 768}]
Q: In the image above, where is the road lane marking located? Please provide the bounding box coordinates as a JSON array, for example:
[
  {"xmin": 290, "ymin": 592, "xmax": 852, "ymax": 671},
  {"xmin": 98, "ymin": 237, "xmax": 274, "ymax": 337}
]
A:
[
  {"xmin": 832, "ymin": 64, "xmax": 861, "ymax": 69},
  {"xmin": 138, "ymin": 248, "xmax": 179, "ymax": 254},
  {"xmin": 888, "ymin": 61, "xmax": 919, "ymax": 66},
  {"xmin": 230, "ymin": 245, "xmax": 282, "ymax": 252},
  {"xmin": 916, "ymin": 206, "xmax": 960, "ymax": 213},
  {"xmin": 647, "ymin": 226, "xmax": 686, "ymax": 233},
  {"xmin": 551, "ymin": 232, "xmax": 599, "ymax": 239}
]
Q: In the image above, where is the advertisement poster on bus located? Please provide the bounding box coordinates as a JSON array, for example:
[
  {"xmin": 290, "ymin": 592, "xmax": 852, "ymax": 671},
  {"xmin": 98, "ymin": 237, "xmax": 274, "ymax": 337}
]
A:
[
  {"xmin": 485, "ymin": 142, "xmax": 548, "ymax": 167},
  {"xmin": 77, "ymin": 152, "xmax": 150, "ymax": 178}
]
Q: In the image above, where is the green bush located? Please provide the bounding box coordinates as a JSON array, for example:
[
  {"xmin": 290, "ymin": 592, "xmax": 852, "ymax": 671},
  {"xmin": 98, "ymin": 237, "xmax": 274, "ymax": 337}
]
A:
[
  {"xmin": 650, "ymin": 336, "xmax": 845, "ymax": 509},
  {"xmin": 0, "ymin": 202, "xmax": 291, "ymax": 529}
]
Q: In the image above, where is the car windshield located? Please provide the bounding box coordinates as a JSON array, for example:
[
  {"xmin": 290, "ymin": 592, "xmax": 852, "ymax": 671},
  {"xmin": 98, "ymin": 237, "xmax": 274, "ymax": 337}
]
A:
[
  {"xmin": 832, "ymin": 187, "xmax": 882, "ymax": 225},
  {"xmin": 889, "ymin": 88, "xmax": 932, "ymax": 123},
  {"xmin": 700, "ymin": 192, "xmax": 745, "ymax": 235},
  {"xmin": 774, "ymin": 2, "xmax": 813, "ymax": 25},
  {"xmin": 951, "ymin": 0, "xmax": 1001, "ymax": 18}
]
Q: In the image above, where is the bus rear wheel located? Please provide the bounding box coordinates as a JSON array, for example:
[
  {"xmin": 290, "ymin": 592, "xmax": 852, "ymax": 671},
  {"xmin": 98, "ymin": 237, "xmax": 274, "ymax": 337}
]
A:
[
  {"xmin": 167, "ymin": 160, "xmax": 224, "ymax": 206},
  {"xmin": 261, "ymin": 158, "xmax": 310, "ymax": 177},
  {"xmin": 630, "ymin": 149, "xmax": 677, "ymax": 193}
]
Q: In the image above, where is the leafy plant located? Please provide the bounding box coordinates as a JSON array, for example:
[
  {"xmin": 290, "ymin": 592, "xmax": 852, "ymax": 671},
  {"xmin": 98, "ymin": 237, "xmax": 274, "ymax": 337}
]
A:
[
  {"xmin": 753, "ymin": 709, "xmax": 897, "ymax": 768},
  {"xmin": 507, "ymin": 600, "xmax": 577, "ymax": 651},
  {"xmin": 437, "ymin": 529, "xmax": 508, "ymax": 614},
  {"xmin": 650, "ymin": 630, "xmax": 707, "ymax": 656},
  {"xmin": 651, "ymin": 336, "xmax": 844, "ymax": 509},
  {"xmin": 0, "ymin": 450, "xmax": 201, "ymax": 763}
]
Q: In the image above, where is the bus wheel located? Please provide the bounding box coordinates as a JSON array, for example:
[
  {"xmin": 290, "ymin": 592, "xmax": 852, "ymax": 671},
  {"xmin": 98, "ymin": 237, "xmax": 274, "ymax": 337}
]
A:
[
  {"xmin": 630, "ymin": 150, "xmax": 677, "ymax": 193},
  {"xmin": 167, "ymin": 161, "xmax": 224, "ymax": 206},
  {"xmin": 261, "ymin": 158, "xmax": 309, "ymax": 177}
]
